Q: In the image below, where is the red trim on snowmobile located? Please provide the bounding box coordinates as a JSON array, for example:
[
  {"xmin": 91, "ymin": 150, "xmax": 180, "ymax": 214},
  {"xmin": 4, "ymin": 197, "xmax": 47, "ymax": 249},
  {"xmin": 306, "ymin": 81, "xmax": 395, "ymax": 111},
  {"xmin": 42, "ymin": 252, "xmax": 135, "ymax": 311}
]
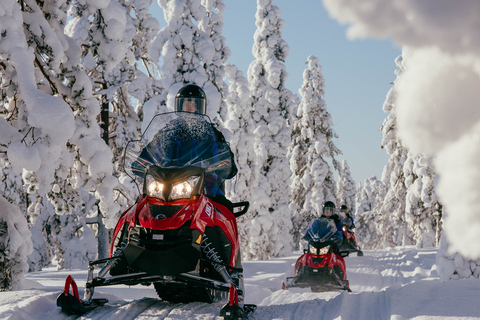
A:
[
  {"xmin": 285, "ymin": 248, "xmax": 350, "ymax": 292},
  {"xmin": 294, "ymin": 251, "xmax": 347, "ymax": 281},
  {"xmin": 63, "ymin": 275, "xmax": 80, "ymax": 301}
]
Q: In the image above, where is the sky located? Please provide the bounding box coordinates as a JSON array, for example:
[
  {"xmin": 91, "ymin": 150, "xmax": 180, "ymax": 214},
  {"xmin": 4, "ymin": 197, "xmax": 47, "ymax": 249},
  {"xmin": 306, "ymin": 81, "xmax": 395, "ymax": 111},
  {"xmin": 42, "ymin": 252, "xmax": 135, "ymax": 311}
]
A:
[
  {"xmin": 149, "ymin": 1, "xmax": 402, "ymax": 185},
  {"xmin": 4, "ymin": 246, "xmax": 480, "ymax": 319},
  {"xmin": 221, "ymin": 0, "xmax": 402, "ymax": 184}
]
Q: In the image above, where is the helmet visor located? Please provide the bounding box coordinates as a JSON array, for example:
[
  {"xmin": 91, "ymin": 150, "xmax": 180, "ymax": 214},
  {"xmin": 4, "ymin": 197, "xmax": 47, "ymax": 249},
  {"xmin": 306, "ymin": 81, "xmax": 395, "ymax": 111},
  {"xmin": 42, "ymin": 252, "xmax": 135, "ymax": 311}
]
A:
[
  {"xmin": 175, "ymin": 97, "xmax": 206, "ymax": 115},
  {"xmin": 323, "ymin": 207, "xmax": 334, "ymax": 217}
]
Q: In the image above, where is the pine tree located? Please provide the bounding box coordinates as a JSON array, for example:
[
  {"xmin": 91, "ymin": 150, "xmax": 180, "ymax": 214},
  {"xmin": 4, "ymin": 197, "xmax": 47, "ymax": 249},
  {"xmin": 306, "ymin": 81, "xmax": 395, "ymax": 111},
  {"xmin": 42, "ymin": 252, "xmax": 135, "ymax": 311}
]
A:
[
  {"xmin": 355, "ymin": 176, "xmax": 384, "ymax": 249},
  {"xmin": 200, "ymin": 0, "xmax": 230, "ymax": 126},
  {"xmin": 378, "ymin": 54, "xmax": 412, "ymax": 247},
  {"xmin": 404, "ymin": 153, "xmax": 442, "ymax": 248},
  {"xmin": 224, "ymin": 64, "xmax": 255, "ymax": 203},
  {"xmin": 337, "ymin": 160, "xmax": 356, "ymax": 212},
  {"xmin": 149, "ymin": 0, "xmax": 217, "ymax": 123},
  {"xmin": 289, "ymin": 55, "xmax": 341, "ymax": 248},
  {"xmin": 242, "ymin": 0, "xmax": 298, "ymax": 259}
]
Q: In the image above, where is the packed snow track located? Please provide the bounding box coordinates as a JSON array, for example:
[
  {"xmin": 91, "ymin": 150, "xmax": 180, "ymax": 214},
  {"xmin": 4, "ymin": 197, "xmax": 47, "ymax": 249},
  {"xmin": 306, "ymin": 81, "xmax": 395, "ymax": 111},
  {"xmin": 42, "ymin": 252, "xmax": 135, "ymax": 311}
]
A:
[{"xmin": 1, "ymin": 246, "xmax": 480, "ymax": 319}]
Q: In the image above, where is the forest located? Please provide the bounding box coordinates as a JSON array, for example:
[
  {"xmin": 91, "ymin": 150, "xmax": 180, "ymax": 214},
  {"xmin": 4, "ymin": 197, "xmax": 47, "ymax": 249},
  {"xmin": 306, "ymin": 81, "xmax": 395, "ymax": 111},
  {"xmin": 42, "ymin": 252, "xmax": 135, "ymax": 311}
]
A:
[{"xmin": 0, "ymin": 0, "xmax": 477, "ymax": 293}]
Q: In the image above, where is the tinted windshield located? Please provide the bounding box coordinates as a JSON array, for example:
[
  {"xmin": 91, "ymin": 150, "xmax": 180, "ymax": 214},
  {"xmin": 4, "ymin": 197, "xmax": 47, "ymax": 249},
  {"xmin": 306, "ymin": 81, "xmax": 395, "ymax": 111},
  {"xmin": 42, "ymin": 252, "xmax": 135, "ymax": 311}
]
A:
[
  {"xmin": 302, "ymin": 217, "xmax": 338, "ymax": 244},
  {"xmin": 124, "ymin": 112, "xmax": 235, "ymax": 189}
]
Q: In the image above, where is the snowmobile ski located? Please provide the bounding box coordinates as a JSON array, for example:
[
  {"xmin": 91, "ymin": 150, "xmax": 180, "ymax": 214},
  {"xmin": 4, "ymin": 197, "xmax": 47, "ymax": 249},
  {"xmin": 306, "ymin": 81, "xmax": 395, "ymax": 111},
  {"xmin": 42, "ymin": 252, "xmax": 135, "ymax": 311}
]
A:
[
  {"xmin": 220, "ymin": 285, "xmax": 257, "ymax": 320},
  {"xmin": 56, "ymin": 275, "xmax": 107, "ymax": 315}
]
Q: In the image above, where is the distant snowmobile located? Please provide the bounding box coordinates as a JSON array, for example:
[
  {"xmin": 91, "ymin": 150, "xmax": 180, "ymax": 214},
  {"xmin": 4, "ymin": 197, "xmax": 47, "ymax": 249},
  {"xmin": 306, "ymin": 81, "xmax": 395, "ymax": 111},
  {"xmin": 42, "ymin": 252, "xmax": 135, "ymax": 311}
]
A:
[
  {"xmin": 57, "ymin": 113, "xmax": 256, "ymax": 319},
  {"xmin": 283, "ymin": 218, "xmax": 351, "ymax": 292},
  {"xmin": 338, "ymin": 225, "xmax": 363, "ymax": 257}
]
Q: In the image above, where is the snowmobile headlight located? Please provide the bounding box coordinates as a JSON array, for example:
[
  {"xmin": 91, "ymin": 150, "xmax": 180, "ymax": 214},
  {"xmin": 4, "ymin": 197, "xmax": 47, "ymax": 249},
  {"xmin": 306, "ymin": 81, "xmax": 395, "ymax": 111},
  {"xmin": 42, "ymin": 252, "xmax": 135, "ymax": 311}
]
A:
[
  {"xmin": 169, "ymin": 176, "xmax": 200, "ymax": 201},
  {"xmin": 147, "ymin": 175, "xmax": 165, "ymax": 200},
  {"xmin": 311, "ymin": 245, "xmax": 330, "ymax": 255},
  {"xmin": 319, "ymin": 245, "xmax": 330, "ymax": 255}
]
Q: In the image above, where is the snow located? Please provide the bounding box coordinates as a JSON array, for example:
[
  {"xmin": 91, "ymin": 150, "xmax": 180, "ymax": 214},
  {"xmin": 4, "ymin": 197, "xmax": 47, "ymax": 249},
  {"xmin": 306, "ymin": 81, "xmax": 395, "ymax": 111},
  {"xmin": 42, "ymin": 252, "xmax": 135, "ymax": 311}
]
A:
[{"xmin": 2, "ymin": 246, "xmax": 480, "ymax": 319}]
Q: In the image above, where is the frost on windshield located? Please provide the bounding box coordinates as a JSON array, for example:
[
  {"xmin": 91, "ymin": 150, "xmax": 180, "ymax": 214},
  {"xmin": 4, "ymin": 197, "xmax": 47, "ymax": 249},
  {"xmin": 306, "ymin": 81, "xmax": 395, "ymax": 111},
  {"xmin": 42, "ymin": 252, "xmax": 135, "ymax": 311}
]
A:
[{"xmin": 124, "ymin": 113, "xmax": 234, "ymax": 190}]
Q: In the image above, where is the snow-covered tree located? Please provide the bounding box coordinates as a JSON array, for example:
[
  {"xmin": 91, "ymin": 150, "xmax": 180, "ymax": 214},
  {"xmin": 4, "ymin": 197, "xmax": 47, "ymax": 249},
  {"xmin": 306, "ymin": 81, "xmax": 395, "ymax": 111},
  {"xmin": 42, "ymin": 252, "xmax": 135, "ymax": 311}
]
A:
[
  {"xmin": 241, "ymin": 0, "xmax": 298, "ymax": 260},
  {"xmin": 404, "ymin": 153, "xmax": 442, "ymax": 248},
  {"xmin": 0, "ymin": 0, "xmax": 166, "ymax": 273},
  {"xmin": 355, "ymin": 176, "xmax": 384, "ymax": 249},
  {"xmin": 200, "ymin": 0, "xmax": 230, "ymax": 125},
  {"xmin": 223, "ymin": 65, "xmax": 258, "ymax": 257},
  {"xmin": 337, "ymin": 160, "xmax": 356, "ymax": 213},
  {"xmin": 289, "ymin": 55, "xmax": 341, "ymax": 248},
  {"xmin": 149, "ymin": 0, "xmax": 220, "ymax": 125},
  {"xmin": 0, "ymin": 195, "xmax": 32, "ymax": 290},
  {"xmin": 377, "ymin": 54, "xmax": 412, "ymax": 247},
  {"xmin": 224, "ymin": 65, "xmax": 255, "ymax": 202}
]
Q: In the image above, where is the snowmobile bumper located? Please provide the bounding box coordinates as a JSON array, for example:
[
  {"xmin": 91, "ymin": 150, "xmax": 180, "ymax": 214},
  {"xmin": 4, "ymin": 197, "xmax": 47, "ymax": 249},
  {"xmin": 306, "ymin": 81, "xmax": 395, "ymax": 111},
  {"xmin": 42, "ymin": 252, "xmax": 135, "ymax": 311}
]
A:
[{"xmin": 284, "ymin": 266, "xmax": 350, "ymax": 292}]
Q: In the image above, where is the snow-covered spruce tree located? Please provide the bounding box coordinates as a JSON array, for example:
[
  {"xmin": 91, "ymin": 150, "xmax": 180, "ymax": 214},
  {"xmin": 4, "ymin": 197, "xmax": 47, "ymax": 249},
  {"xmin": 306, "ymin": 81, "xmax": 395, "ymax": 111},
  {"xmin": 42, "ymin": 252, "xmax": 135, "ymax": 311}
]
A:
[
  {"xmin": 337, "ymin": 160, "xmax": 356, "ymax": 213},
  {"xmin": 404, "ymin": 153, "xmax": 442, "ymax": 248},
  {"xmin": 0, "ymin": 195, "xmax": 32, "ymax": 290},
  {"xmin": 149, "ymin": 0, "xmax": 220, "ymax": 125},
  {"xmin": 377, "ymin": 54, "xmax": 412, "ymax": 248},
  {"xmin": 289, "ymin": 55, "xmax": 341, "ymax": 249},
  {"xmin": 224, "ymin": 64, "xmax": 255, "ymax": 204},
  {"xmin": 199, "ymin": 0, "xmax": 230, "ymax": 127},
  {"xmin": 242, "ymin": 0, "xmax": 298, "ymax": 260},
  {"xmin": 354, "ymin": 176, "xmax": 384, "ymax": 250}
]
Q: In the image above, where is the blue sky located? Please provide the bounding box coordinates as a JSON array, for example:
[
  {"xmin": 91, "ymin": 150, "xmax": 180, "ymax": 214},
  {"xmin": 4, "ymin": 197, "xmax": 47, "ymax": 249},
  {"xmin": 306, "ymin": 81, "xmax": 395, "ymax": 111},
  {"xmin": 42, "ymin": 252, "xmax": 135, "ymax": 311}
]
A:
[{"xmin": 151, "ymin": 1, "xmax": 402, "ymax": 184}]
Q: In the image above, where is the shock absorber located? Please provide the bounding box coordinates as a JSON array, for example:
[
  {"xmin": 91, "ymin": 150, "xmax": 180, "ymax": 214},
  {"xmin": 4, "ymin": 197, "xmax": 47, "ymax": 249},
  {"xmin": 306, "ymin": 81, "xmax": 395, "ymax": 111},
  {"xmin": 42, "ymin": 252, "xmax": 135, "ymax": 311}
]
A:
[
  {"xmin": 84, "ymin": 243, "xmax": 126, "ymax": 302},
  {"xmin": 200, "ymin": 234, "xmax": 232, "ymax": 284}
]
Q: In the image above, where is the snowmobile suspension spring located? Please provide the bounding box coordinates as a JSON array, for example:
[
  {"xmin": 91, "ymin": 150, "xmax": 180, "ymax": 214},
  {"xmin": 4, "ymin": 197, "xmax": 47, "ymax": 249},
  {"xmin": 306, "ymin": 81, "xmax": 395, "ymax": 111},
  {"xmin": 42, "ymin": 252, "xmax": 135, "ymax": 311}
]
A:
[
  {"xmin": 98, "ymin": 242, "xmax": 126, "ymax": 278},
  {"xmin": 200, "ymin": 234, "xmax": 232, "ymax": 284}
]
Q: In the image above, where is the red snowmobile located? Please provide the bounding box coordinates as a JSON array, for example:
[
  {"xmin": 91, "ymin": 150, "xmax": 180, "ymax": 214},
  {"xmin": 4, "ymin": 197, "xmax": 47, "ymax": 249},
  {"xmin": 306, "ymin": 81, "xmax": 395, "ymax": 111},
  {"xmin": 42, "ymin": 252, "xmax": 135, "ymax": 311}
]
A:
[
  {"xmin": 283, "ymin": 218, "xmax": 351, "ymax": 292},
  {"xmin": 57, "ymin": 113, "xmax": 256, "ymax": 319},
  {"xmin": 338, "ymin": 225, "xmax": 363, "ymax": 257}
]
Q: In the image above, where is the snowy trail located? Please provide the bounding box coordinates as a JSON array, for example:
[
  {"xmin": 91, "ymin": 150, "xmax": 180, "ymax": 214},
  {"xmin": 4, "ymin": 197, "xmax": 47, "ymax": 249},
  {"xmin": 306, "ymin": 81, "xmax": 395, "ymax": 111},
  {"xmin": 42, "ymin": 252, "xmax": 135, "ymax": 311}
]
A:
[{"xmin": 2, "ymin": 246, "xmax": 480, "ymax": 319}]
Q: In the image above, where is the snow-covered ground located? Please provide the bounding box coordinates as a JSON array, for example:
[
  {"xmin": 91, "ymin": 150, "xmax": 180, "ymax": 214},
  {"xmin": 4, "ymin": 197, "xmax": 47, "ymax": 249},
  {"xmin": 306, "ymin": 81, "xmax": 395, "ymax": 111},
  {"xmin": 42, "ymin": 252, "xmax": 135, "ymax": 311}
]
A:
[{"xmin": 1, "ymin": 246, "xmax": 480, "ymax": 319}]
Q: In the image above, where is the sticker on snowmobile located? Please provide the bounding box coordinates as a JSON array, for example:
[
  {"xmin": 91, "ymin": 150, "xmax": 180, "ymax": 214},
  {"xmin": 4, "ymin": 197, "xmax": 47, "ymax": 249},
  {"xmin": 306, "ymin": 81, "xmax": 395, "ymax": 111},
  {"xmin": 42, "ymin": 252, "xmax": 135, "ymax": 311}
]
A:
[
  {"xmin": 153, "ymin": 234, "xmax": 164, "ymax": 240},
  {"xmin": 205, "ymin": 203, "xmax": 213, "ymax": 217}
]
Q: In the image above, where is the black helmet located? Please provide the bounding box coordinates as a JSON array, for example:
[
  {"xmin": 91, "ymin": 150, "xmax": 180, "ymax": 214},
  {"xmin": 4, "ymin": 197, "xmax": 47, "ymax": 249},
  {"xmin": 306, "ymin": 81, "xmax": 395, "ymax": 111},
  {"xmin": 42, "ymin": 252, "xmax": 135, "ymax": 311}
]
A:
[
  {"xmin": 322, "ymin": 201, "xmax": 336, "ymax": 217},
  {"xmin": 175, "ymin": 84, "xmax": 207, "ymax": 115},
  {"xmin": 340, "ymin": 205, "xmax": 348, "ymax": 211}
]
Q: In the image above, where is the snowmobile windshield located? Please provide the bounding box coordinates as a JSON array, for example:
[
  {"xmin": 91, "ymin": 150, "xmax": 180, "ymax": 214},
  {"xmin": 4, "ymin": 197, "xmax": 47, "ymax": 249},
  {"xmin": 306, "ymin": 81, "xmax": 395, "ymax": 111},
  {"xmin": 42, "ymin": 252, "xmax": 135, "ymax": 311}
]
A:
[
  {"xmin": 124, "ymin": 112, "xmax": 235, "ymax": 191},
  {"xmin": 302, "ymin": 217, "xmax": 342, "ymax": 244}
]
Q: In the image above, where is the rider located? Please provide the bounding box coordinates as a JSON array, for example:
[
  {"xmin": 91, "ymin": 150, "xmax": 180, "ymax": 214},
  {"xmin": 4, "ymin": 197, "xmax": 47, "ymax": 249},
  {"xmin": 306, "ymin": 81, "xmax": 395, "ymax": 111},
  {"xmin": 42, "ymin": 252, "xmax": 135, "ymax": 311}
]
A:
[
  {"xmin": 134, "ymin": 84, "xmax": 237, "ymax": 208},
  {"xmin": 340, "ymin": 204, "xmax": 355, "ymax": 231},
  {"xmin": 321, "ymin": 201, "xmax": 344, "ymax": 248}
]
